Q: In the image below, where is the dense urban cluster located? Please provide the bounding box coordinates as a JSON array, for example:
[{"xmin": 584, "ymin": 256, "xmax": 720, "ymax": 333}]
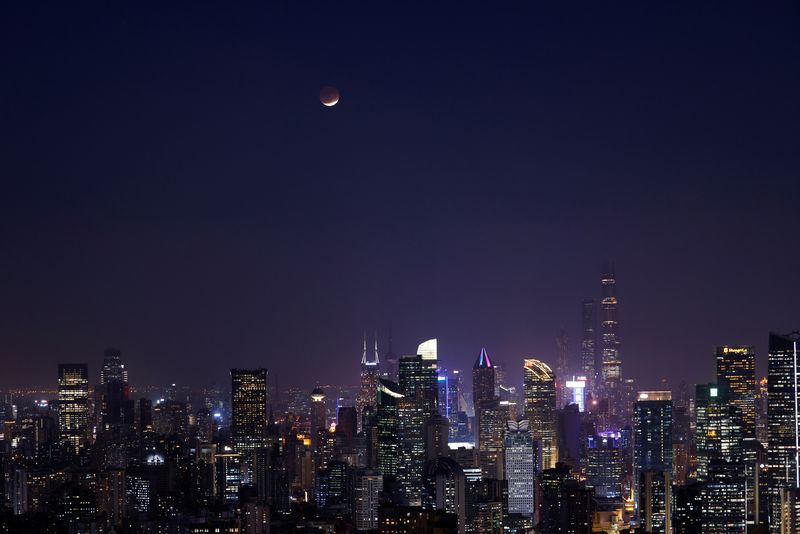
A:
[{"xmin": 0, "ymin": 267, "xmax": 797, "ymax": 533}]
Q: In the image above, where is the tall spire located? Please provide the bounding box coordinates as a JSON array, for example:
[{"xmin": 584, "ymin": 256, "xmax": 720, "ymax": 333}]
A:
[
  {"xmin": 474, "ymin": 347, "xmax": 492, "ymax": 369},
  {"xmin": 361, "ymin": 331, "xmax": 367, "ymax": 365},
  {"xmin": 373, "ymin": 331, "xmax": 380, "ymax": 365}
]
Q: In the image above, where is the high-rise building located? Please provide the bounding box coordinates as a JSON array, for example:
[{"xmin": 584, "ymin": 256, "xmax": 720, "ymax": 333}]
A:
[
  {"xmin": 767, "ymin": 331, "xmax": 800, "ymax": 533},
  {"xmin": 716, "ymin": 345, "xmax": 756, "ymax": 439},
  {"xmin": 398, "ymin": 354, "xmax": 438, "ymax": 505},
  {"xmin": 539, "ymin": 463, "xmax": 594, "ymax": 534},
  {"xmin": 100, "ymin": 348, "xmax": 128, "ymax": 385},
  {"xmin": 694, "ymin": 383, "xmax": 743, "ymax": 482},
  {"xmin": 638, "ymin": 470, "xmax": 672, "ymax": 534},
  {"xmin": 310, "ymin": 387, "xmax": 326, "ymax": 453},
  {"xmin": 230, "ymin": 369, "xmax": 269, "ymax": 456},
  {"xmin": 357, "ymin": 334, "xmax": 381, "ymax": 433},
  {"xmin": 504, "ymin": 420, "xmax": 536, "ymax": 517},
  {"xmin": 376, "ymin": 379, "xmax": 404, "ymax": 478},
  {"xmin": 354, "ymin": 469, "xmax": 382, "ymax": 531},
  {"xmin": 422, "ymin": 456, "xmax": 467, "ymax": 534},
  {"xmin": 417, "ymin": 338, "xmax": 438, "ymax": 365},
  {"xmin": 586, "ymin": 431, "xmax": 623, "ymax": 498},
  {"xmin": 472, "ymin": 348, "xmax": 495, "ymax": 408},
  {"xmin": 476, "ymin": 399, "xmax": 506, "ymax": 480},
  {"xmin": 58, "ymin": 364, "xmax": 90, "ymax": 454},
  {"xmin": 580, "ymin": 299, "xmax": 598, "ymax": 396},
  {"xmin": 523, "ymin": 358, "xmax": 557, "ymax": 469},
  {"xmin": 599, "ymin": 263, "xmax": 622, "ymax": 413},
  {"xmin": 701, "ymin": 460, "xmax": 746, "ymax": 534},
  {"xmin": 633, "ymin": 391, "xmax": 672, "ymax": 522}
]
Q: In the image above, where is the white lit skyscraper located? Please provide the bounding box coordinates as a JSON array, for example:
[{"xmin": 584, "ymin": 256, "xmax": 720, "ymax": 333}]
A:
[
  {"xmin": 58, "ymin": 363, "xmax": 90, "ymax": 454},
  {"xmin": 504, "ymin": 420, "xmax": 537, "ymax": 517}
]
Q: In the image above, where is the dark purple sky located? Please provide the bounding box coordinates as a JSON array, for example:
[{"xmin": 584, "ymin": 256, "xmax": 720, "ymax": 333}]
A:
[{"xmin": 1, "ymin": 3, "xmax": 798, "ymax": 390}]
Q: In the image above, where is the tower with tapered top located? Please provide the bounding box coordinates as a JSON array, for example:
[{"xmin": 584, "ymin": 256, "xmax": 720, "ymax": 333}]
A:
[{"xmin": 356, "ymin": 332, "xmax": 381, "ymax": 433}]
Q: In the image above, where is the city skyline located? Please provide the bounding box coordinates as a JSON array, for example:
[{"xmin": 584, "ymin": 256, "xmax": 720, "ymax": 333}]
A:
[{"xmin": 2, "ymin": 3, "xmax": 799, "ymax": 391}]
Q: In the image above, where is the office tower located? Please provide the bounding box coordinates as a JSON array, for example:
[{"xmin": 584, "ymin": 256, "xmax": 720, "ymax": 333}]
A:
[
  {"xmin": 398, "ymin": 354, "xmax": 438, "ymax": 505},
  {"xmin": 565, "ymin": 376, "xmax": 587, "ymax": 412},
  {"xmin": 716, "ymin": 345, "xmax": 756, "ymax": 439},
  {"xmin": 337, "ymin": 406, "xmax": 357, "ymax": 447},
  {"xmin": 767, "ymin": 331, "xmax": 800, "ymax": 533},
  {"xmin": 580, "ymin": 299, "xmax": 598, "ymax": 396},
  {"xmin": 555, "ymin": 330, "xmax": 569, "ymax": 408},
  {"xmin": 230, "ymin": 369, "xmax": 269, "ymax": 456},
  {"xmin": 699, "ymin": 460, "xmax": 746, "ymax": 533},
  {"xmin": 425, "ymin": 414, "xmax": 449, "ymax": 461},
  {"xmin": 58, "ymin": 363, "xmax": 90, "ymax": 453},
  {"xmin": 539, "ymin": 463, "xmax": 593, "ymax": 534},
  {"xmin": 695, "ymin": 383, "xmax": 743, "ymax": 482},
  {"xmin": 318, "ymin": 460, "xmax": 351, "ymax": 517},
  {"xmin": 100, "ymin": 348, "xmax": 128, "ymax": 385},
  {"xmin": 477, "ymin": 400, "xmax": 506, "ymax": 479},
  {"xmin": 376, "ymin": 379, "xmax": 403, "ymax": 478},
  {"xmin": 523, "ymin": 358, "xmax": 557, "ymax": 469},
  {"xmin": 357, "ymin": 334, "xmax": 380, "ymax": 433},
  {"xmin": 354, "ymin": 469, "xmax": 382, "ymax": 531},
  {"xmin": 674, "ymin": 482, "xmax": 703, "ymax": 533},
  {"xmin": 422, "ymin": 457, "xmax": 467, "ymax": 534},
  {"xmin": 557, "ymin": 404, "xmax": 581, "ymax": 470},
  {"xmin": 504, "ymin": 420, "xmax": 536, "ymax": 517},
  {"xmin": 756, "ymin": 376, "xmax": 768, "ymax": 445},
  {"xmin": 472, "ymin": 348, "xmax": 495, "ymax": 407},
  {"xmin": 586, "ymin": 431, "xmax": 623, "ymax": 498},
  {"xmin": 638, "ymin": 470, "xmax": 672, "ymax": 533},
  {"xmin": 600, "ymin": 263, "xmax": 622, "ymax": 410},
  {"xmin": 417, "ymin": 338, "xmax": 438, "ymax": 364},
  {"xmin": 310, "ymin": 387, "xmax": 326, "ymax": 453},
  {"xmin": 633, "ymin": 391, "xmax": 672, "ymax": 522}
]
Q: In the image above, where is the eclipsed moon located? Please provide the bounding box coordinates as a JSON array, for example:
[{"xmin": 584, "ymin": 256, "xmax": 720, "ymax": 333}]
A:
[{"xmin": 320, "ymin": 86, "xmax": 340, "ymax": 107}]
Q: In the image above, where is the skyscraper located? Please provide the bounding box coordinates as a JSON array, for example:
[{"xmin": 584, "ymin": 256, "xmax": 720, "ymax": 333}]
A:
[
  {"xmin": 586, "ymin": 431, "xmax": 623, "ymax": 498},
  {"xmin": 422, "ymin": 457, "xmax": 467, "ymax": 534},
  {"xmin": 716, "ymin": 345, "xmax": 756, "ymax": 439},
  {"xmin": 310, "ymin": 387, "xmax": 326, "ymax": 453},
  {"xmin": 354, "ymin": 469, "xmax": 383, "ymax": 531},
  {"xmin": 376, "ymin": 379, "xmax": 404, "ymax": 478},
  {"xmin": 58, "ymin": 364, "xmax": 90, "ymax": 453},
  {"xmin": 523, "ymin": 358, "xmax": 557, "ymax": 469},
  {"xmin": 472, "ymin": 348, "xmax": 495, "ymax": 407},
  {"xmin": 230, "ymin": 369, "xmax": 269, "ymax": 456},
  {"xmin": 356, "ymin": 333, "xmax": 380, "ymax": 433},
  {"xmin": 599, "ymin": 263, "xmax": 621, "ymax": 411},
  {"xmin": 100, "ymin": 348, "xmax": 128, "ymax": 385},
  {"xmin": 767, "ymin": 331, "xmax": 800, "ymax": 533},
  {"xmin": 580, "ymin": 299, "xmax": 598, "ymax": 396},
  {"xmin": 504, "ymin": 420, "xmax": 536, "ymax": 517},
  {"xmin": 633, "ymin": 391, "xmax": 672, "ymax": 524},
  {"xmin": 398, "ymin": 354, "xmax": 438, "ymax": 505}
]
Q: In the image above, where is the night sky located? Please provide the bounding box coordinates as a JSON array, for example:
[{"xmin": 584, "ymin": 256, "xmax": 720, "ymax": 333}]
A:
[{"xmin": 2, "ymin": 3, "xmax": 799, "ymax": 390}]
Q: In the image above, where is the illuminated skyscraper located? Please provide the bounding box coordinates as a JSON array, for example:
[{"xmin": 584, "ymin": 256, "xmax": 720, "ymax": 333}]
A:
[
  {"xmin": 398, "ymin": 354, "xmax": 438, "ymax": 504},
  {"xmin": 633, "ymin": 391, "xmax": 672, "ymax": 523},
  {"xmin": 472, "ymin": 348, "xmax": 495, "ymax": 406},
  {"xmin": 695, "ymin": 383, "xmax": 743, "ymax": 482},
  {"xmin": 767, "ymin": 331, "xmax": 800, "ymax": 533},
  {"xmin": 523, "ymin": 358, "xmax": 557, "ymax": 469},
  {"xmin": 58, "ymin": 363, "xmax": 90, "ymax": 454},
  {"xmin": 417, "ymin": 338, "xmax": 438, "ymax": 365},
  {"xmin": 600, "ymin": 263, "xmax": 622, "ymax": 411},
  {"xmin": 354, "ymin": 469, "xmax": 383, "ymax": 531},
  {"xmin": 310, "ymin": 387, "xmax": 326, "ymax": 453},
  {"xmin": 422, "ymin": 457, "xmax": 467, "ymax": 534},
  {"xmin": 580, "ymin": 299, "xmax": 598, "ymax": 395},
  {"xmin": 356, "ymin": 333, "xmax": 380, "ymax": 433},
  {"xmin": 100, "ymin": 348, "xmax": 128, "ymax": 385},
  {"xmin": 504, "ymin": 420, "xmax": 536, "ymax": 517},
  {"xmin": 716, "ymin": 345, "xmax": 756, "ymax": 439},
  {"xmin": 376, "ymin": 379, "xmax": 404, "ymax": 478},
  {"xmin": 586, "ymin": 431, "xmax": 623, "ymax": 498},
  {"xmin": 230, "ymin": 368, "xmax": 269, "ymax": 455}
]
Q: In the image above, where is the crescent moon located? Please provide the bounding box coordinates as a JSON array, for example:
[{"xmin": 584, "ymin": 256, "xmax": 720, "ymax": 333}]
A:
[{"xmin": 320, "ymin": 86, "xmax": 340, "ymax": 107}]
